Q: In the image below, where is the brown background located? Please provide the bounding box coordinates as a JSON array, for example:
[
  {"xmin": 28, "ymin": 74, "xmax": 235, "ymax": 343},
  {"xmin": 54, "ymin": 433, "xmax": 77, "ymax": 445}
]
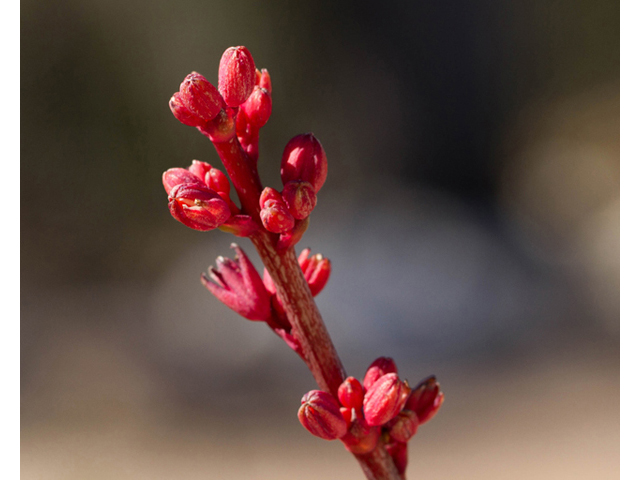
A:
[{"xmin": 21, "ymin": 0, "xmax": 619, "ymax": 478}]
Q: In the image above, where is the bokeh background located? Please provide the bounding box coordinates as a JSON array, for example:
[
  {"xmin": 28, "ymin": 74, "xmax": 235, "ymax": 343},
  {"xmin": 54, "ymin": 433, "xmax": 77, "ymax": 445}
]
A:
[{"xmin": 21, "ymin": 1, "xmax": 619, "ymax": 478}]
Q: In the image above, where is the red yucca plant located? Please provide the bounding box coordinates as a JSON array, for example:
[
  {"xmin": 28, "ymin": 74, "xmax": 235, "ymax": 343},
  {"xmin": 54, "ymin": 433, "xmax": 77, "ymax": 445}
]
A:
[{"xmin": 162, "ymin": 45, "xmax": 443, "ymax": 480}]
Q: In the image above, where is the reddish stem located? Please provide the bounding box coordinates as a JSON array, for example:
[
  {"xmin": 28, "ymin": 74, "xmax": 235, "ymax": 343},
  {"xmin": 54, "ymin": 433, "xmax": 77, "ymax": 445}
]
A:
[{"xmin": 209, "ymin": 134, "xmax": 402, "ymax": 480}]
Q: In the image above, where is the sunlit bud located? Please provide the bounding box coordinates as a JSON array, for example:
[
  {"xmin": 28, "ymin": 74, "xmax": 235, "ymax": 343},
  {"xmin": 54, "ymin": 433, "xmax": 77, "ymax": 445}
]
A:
[
  {"xmin": 280, "ymin": 133, "xmax": 328, "ymax": 193},
  {"xmin": 338, "ymin": 377, "xmax": 365, "ymax": 410},
  {"xmin": 259, "ymin": 187, "xmax": 283, "ymax": 210},
  {"xmin": 169, "ymin": 93, "xmax": 205, "ymax": 127},
  {"xmin": 385, "ymin": 441, "xmax": 408, "ymax": 476},
  {"xmin": 179, "ymin": 72, "xmax": 225, "ymax": 121},
  {"xmin": 242, "ymin": 86, "xmax": 272, "ymax": 128},
  {"xmin": 218, "ymin": 215, "xmax": 259, "ymax": 237},
  {"xmin": 260, "ymin": 199, "xmax": 295, "ymax": 233},
  {"xmin": 387, "ymin": 410, "xmax": 419, "ymax": 443},
  {"xmin": 188, "ymin": 160, "xmax": 231, "ymax": 196},
  {"xmin": 298, "ymin": 248, "xmax": 331, "ymax": 296},
  {"xmin": 362, "ymin": 373, "xmax": 411, "ymax": 427},
  {"xmin": 341, "ymin": 416, "xmax": 380, "ymax": 455},
  {"xmin": 258, "ymin": 68, "xmax": 272, "ymax": 94},
  {"xmin": 282, "ymin": 180, "xmax": 317, "ymax": 220},
  {"xmin": 404, "ymin": 376, "xmax": 444, "ymax": 425},
  {"xmin": 218, "ymin": 46, "xmax": 256, "ymax": 107},
  {"xmin": 363, "ymin": 357, "xmax": 398, "ymax": 391},
  {"xmin": 200, "ymin": 244, "xmax": 271, "ymax": 321},
  {"xmin": 168, "ymin": 183, "xmax": 231, "ymax": 231},
  {"xmin": 276, "ymin": 216, "xmax": 310, "ymax": 252},
  {"xmin": 162, "ymin": 168, "xmax": 206, "ymax": 194},
  {"xmin": 298, "ymin": 390, "xmax": 348, "ymax": 440},
  {"xmin": 199, "ymin": 106, "xmax": 236, "ymax": 143}
]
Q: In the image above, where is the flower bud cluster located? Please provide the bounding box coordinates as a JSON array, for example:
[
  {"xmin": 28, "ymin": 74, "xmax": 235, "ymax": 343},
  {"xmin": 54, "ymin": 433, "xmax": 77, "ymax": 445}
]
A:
[
  {"xmin": 162, "ymin": 160, "xmax": 258, "ymax": 235},
  {"xmin": 297, "ymin": 356, "xmax": 443, "ymax": 476}
]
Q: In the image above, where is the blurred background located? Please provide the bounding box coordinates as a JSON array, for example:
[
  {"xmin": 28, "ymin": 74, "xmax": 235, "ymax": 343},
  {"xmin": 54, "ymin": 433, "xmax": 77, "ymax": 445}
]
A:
[{"xmin": 21, "ymin": 0, "xmax": 619, "ymax": 478}]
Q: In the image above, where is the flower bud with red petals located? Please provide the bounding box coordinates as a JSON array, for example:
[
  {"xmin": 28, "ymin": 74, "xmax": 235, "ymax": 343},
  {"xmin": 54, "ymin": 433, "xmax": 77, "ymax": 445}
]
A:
[
  {"xmin": 362, "ymin": 373, "xmax": 411, "ymax": 427},
  {"xmin": 282, "ymin": 180, "xmax": 317, "ymax": 220},
  {"xmin": 179, "ymin": 72, "xmax": 225, "ymax": 121},
  {"xmin": 188, "ymin": 160, "xmax": 231, "ymax": 196},
  {"xmin": 404, "ymin": 376, "xmax": 444, "ymax": 425},
  {"xmin": 260, "ymin": 199, "xmax": 295, "ymax": 233},
  {"xmin": 168, "ymin": 183, "xmax": 231, "ymax": 231},
  {"xmin": 338, "ymin": 376, "xmax": 364, "ymax": 410},
  {"xmin": 242, "ymin": 86, "xmax": 272, "ymax": 128},
  {"xmin": 169, "ymin": 93, "xmax": 205, "ymax": 127},
  {"xmin": 363, "ymin": 357, "xmax": 398, "ymax": 391},
  {"xmin": 387, "ymin": 410, "xmax": 419, "ymax": 443},
  {"xmin": 298, "ymin": 248, "xmax": 331, "ymax": 296},
  {"xmin": 218, "ymin": 46, "xmax": 256, "ymax": 107},
  {"xmin": 281, "ymin": 133, "xmax": 328, "ymax": 193},
  {"xmin": 298, "ymin": 390, "xmax": 347, "ymax": 440},
  {"xmin": 259, "ymin": 187, "xmax": 283, "ymax": 209},
  {"xmin": 162, "ymin": 168, "xmax": 206, "ymax": 194}
]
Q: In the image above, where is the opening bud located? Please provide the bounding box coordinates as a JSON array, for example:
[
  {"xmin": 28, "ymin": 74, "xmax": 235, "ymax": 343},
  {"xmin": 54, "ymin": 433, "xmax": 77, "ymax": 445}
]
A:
[
  {"xmin": 282, "ymin": 180, "xmax": 317, "ymax": 220},
  {"xmin": 387, "ymin": 410, "xmax": 419, "ymax": 443},
  {"xmin": 281, "ymin": 133, "xmax": 328, "ymax": 193},
  {"xmin": 242, "ymin": 86, "xmax": 272, "ymax": 128},
  {"xmin": 404, "ymin": 376, "xmax": 444, "ymax": 425},
  {"xmin": 298, "ymin": 390, "xmax": 348, "ymax": 440},
  {"xmin": 218, "ymin": 46, "xmax": 256, "ymax": 107},
  {"xmin": 362, "ymin": 373, "xmax": 411, "ymax": 427},
  {"xmin": 162, "ymin": 168, "xmax": 206, "ymax": 194},
  {"xmin": 200, "ymin": 244, "xmax": 272, "ymax": 321},
  {"xmin": 178, "ymin": 72, "xmax": 225, "ymax": 121},
  {"xmin": 338, "ymin": 377, "xmax": 364, "ymax": 410},
  {"xmin": 260, "ymin": 199, "xmax": 295, "ymax": 233},
  {"xmin": 363, "ymin": 357, "xmax": 398, "ymax": 391},
  {"xmin": 298, "ymin": 248, "xmax": 331, "ymax": 296},
  {"xmin": 168, "ymin": 183, "xmax": 231, "ymax": 231}
]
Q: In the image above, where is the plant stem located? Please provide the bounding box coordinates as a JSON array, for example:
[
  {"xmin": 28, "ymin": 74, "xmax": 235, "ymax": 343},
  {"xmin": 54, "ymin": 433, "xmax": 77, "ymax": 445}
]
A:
[{"xmin": 211, "ymin": 135, "xmax": 402, "ymax": 480}]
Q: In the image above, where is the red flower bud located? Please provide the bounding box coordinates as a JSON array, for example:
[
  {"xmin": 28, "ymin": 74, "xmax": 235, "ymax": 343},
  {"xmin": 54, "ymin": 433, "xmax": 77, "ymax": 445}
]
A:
[
  {"xmin": 341, "ymin": 417, "xmax": 380, "ymax": 455},
  {"xmin": 218, "ymin": 215, "xmax": 259, "ymax": 237},
  {"xmin": 298, "ymin": 390, "xmax": 348, "ymax": 440},
  {"xmin": 260, "ymin": 199, "xmax": 295, "ymax": 233},
  {"xmin": 404, "ymin": 376, "xmax": 444, "ymax": 425},
  {"xmin": 259, "ymin": 187, "xmax": 283, "ymax": 210},
  {"xmin": 200, "ymin": 244, "xmax": 272, "ymax": 321},
  {"xmin": 242, "ymin": 86, "xmax": 272, "ymax": 128},
  {"xmin": 281, "ymin": 133, "xmax": 328, "ymax": 193},
  {"xmin": 276, "ymin": 216, "xmax": 310, "ymax": 252},
  {"xmin": 338, "ymin": 377, "xmax": 364, "ymax": 410},
  {"xmin": 385, "ymin": 441, "xmax": 408, "ymax": 476},
  {"xmin": 167, "ymin": 183, "xmax": 231, "ymax": 231},
  {"xmin": 169, "ymin": 93, "xmax": 206, "ymax": 127},
  {"xmin": 188, "ymin": 160, "xmax": 231, "ymax": 195},
  {"xmin": 363, "ymin": 357, "xmax": 398, "ymax": 391},
  {"xmin": 387, "ymin": 410, "xmax": 419, "ymax": 443},
  {"xmin": 179, "ymin": 72, "xmax": 225, "ymax": 121},
  {"xmin": 281, "ymin": 180, "xmax": 317, "ymax": 220},
  {"xmin": 258, "ymin": 68, "xmax": 272, "ymax": 94},
  {"xmin": 298, "ymin": 248, "xmax": 331, "ymax": 296},
  {"xmin": 218, "ymin": 46, "xmax": 256, "ymax": 107},
  {"xmin": 362, "ymin": 373, "xmax": 411, "ymax": 427},
  {"xmin": 162, "ymin": 168, "xmax": 206, "ymax": 194}
]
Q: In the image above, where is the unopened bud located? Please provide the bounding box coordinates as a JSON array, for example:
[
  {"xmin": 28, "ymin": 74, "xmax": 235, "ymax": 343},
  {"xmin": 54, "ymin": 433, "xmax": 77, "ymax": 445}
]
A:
[
  {"xmin": 280, "ymin": 133, "xmax": 328, "ymax": 193},
  {"xmin": 341, "ymin": 417, "xmax": 380, "ymax": 455},
  {"xmin": 362, "ymin": 373, "xmax": 411, "ymax": 427},
  {"xmin": 387, "ymin": 410, "xmax": 419, "ymax": 443},
  {"xmin": 259, "ymin": 187, "xmax": 283, "ymax": 210},
  {"xmin": 168, "ymin": 183, "xmax": 231, "ymax": 231},
  {"xmin": 218, "ymin": 46, "xmax": 256, "ymax": 107},
  {"xmin": 242, "ymin": 86, "xmax": 272, "ymax": 128},
  {"xmin": 404, "ymin": 376, "xmax": 444, "ymax": 425},
  {"xmin": 338, "ymin": 377, "xmax": 364, "ymax": 410},
  {"xmin": 282, "ymin": 180, "xmax": 317, "ymax": 220},
  {"xmin": 162, "ymin": 168, "xmax": 206, "ymax": 194},
  {"xmin": 260, "ymin": 199, "xmax": 295, "ymax": 233},
  {"xmin": 179, "ymin": 72, "xmax": 225, "ymax": 121},
  {"xmin": 188, "ymin": 161, "xmax": 231, "ymax": 195},
  {"xmin": 385, "ymin": 441, "xmax": 408, "ymax": 476},
  {"xmin": 276, "ymin": 216, "xmax": 310, "ymax": 252},
  {"xmin": 169, "ymin": 93, "xmax": 206, "ymax": 127},
  {"xmin": 298, "ymin": 390, "xmax": 347, "ymax": 440},
  {"xmin": 363, "ymin": 357, "xmax": 398, "ymax": 391}
]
